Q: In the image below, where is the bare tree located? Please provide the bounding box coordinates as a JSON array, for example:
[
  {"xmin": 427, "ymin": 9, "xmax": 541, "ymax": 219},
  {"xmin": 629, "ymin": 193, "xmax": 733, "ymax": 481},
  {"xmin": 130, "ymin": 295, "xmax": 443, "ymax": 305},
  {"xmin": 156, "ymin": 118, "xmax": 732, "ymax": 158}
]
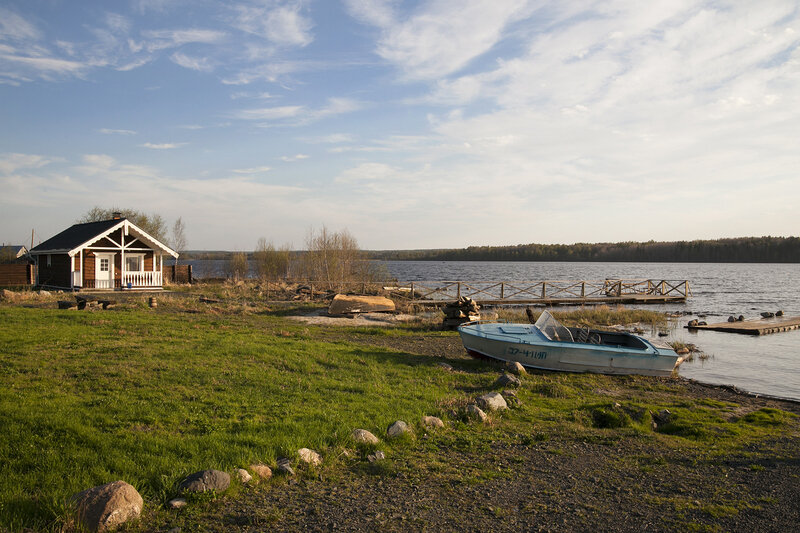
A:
[
  {"xmin": 171, "ymin": 217, "xmax": 187, "ymax": 264},
  {"xmin": 254, "ymin": 238, "xmax": 291, "ymax": 280},
  {"xmin": 77, "ymin": 207, "xmax": 168, "ymax": 242},
  {"xmin": 299, "ymin": 226, "xmax": 376, "ymax": 290},
  {"xmin": 226, "ymin": 252, "xmax": 249, "ymax": 281}
]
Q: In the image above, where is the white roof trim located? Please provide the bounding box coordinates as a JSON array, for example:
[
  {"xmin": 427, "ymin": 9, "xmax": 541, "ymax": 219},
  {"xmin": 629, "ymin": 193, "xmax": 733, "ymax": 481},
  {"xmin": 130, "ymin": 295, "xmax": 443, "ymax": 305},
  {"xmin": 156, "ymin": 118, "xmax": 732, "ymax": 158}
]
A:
[{"xmin": 68, "ymin": 220, "xmax": 179, "ymax": 258}]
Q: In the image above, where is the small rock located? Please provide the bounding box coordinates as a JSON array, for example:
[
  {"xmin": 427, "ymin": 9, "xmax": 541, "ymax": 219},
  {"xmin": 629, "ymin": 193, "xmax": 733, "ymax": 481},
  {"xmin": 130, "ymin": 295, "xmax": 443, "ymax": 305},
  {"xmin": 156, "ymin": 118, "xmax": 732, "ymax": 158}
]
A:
[
  {"xmin": 687, "ymin": 319, "xmax": 698, "ymax": 327},
  {"xmin": 367, "ymin": 451, "xmax": 386, "ymax": 463},
  {"xmin": 351, "ymin": 429, "xmax": 380, "ymax": 445},
  {"xmin": 657, "ymin": 331, "xmax": 668, "ymax": 337},
  {"xmin": 235, "ymin": 468, "xmax": 252, "ymax": 484},
  {"xmin": 249, "ymin": 464, "xmax": 272, "ymax": 479},
  {"xmin": 421, "ymin": 416, "xmax": 444, "ymax": 429},
  {"xmin": 71, "ymin": 480, "xmax": 143, "ymax": 532},
  {"xmin": 477, "ymin": 392, "xmax": 508, "ymax": 412},
  {"xmin": 386, "ymin": 420, "xmax": 412, "ymax": 439},
  {"xmin": 1, "ymin": 289, "xmax": 18, "ymax": 302},
  {"xmin": 298, "ymin": 448, "xmax": 322, "ymax": 467},
  {"xmin": 504, "ymin": 361, "xmax": 526, "ymax": 375},
  {"xmin": 761, "ymin": 312, "xmax": 775, "ymax": 318},
  {"xmin": 58, "ymin": 300, "xmax": 78, "ymax": 310},
  {"xmin": 727, "ymin": 316, "xmax": 735, "ymax": 322},
  {"xmin": 276, "ymin": 458, "xmax": 295, "ymax": 476},
  {"xmin": 465, "ymin": 404, "xmax": 487, "ymax": 423},
  {"xmin": 737, "ymin": 315, "xmax": 745, "ymax": 321},
  {"xmin": 178, "ymin": 470, "xmax": 230, "ymax": 494},
  {"xmin": 776, "ymin": 310, "xmax": 784, "ymax": 317},
  {"xmin": 494, "ymin": 373, "xmax": 521, "ymax": 388},
  {"xmin": 167, "ymin": 498, "xmax": 187, "ymax": 509},
  {"xmin": 437, "ymin": 362, "xmax": 453, "ymax": 371}
]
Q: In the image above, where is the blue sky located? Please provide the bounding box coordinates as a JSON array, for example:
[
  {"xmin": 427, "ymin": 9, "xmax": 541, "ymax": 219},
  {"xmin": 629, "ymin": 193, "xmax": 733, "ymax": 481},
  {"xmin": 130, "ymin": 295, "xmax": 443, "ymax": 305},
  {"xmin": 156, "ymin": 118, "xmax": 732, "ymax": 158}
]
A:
[{"xmin": 2, "ymin": 1, "xmax": 799, "ymax": 251}]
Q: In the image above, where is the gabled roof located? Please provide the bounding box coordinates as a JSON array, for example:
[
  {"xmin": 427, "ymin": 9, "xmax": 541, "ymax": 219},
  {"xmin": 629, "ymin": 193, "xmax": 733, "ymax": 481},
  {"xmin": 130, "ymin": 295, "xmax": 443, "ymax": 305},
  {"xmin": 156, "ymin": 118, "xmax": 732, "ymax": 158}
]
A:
[
  {"xmin": 0, "ymin": 245, "xmax": 28, "ymax": 258},
  {"xmin": 30, "ymin": 218, "xmax": 178, "ymax": 258}
]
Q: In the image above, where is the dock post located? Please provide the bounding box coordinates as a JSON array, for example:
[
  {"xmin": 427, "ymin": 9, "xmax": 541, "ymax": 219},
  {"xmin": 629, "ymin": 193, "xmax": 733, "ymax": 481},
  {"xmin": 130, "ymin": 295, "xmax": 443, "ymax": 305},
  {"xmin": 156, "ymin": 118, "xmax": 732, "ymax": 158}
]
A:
[
  {"xmin": 541, "ymin": 282, "xmax": 547, "ymax": 299},
  {"xmin": 457, "ymin": 282, "xmax": 461, "ymax": 299},
  {"xmin": 500, "ymin": 282, "xmax": 505, "ymax": 300},
  {"xmin": 581, "ymin": 282, "xmax": 585, "ymax": 298}
]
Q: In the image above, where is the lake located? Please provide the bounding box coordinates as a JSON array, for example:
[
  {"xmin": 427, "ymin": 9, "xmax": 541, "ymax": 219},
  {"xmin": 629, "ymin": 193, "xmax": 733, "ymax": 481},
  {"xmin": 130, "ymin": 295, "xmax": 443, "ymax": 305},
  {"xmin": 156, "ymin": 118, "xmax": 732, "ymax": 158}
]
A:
[{"xmin": 181, "ymin": 259, "xmax": 800, "ymax": 401}]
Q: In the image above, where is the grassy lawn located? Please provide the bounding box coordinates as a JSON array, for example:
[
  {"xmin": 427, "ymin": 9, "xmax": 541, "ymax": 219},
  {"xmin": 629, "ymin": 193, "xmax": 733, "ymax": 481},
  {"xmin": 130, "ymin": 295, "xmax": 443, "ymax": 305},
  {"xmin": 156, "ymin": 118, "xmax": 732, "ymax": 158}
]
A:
[{"xmin": 0, "ymin": 297, "xmax": 796, "ymax": 531}]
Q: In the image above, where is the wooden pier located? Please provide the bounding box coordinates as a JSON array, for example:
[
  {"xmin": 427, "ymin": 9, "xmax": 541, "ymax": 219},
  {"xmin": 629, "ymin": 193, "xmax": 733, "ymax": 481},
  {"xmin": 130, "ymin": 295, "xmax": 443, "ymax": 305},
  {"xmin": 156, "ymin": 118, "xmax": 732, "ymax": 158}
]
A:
[
  {"xmin": 686, "ymin": 316, "xmax": 800, "ymax": 336},
  {"xmin": 391, "ymin": 279, "xmax": 690, "ymax": 306}
]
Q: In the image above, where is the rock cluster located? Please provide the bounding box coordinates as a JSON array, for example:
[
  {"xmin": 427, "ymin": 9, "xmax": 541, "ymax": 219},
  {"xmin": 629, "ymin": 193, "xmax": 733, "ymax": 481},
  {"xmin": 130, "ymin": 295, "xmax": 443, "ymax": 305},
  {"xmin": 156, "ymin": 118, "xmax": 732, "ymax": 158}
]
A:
[{"xmin": 442, "ymin": 296, "xmax": 480, "ymax": 329}]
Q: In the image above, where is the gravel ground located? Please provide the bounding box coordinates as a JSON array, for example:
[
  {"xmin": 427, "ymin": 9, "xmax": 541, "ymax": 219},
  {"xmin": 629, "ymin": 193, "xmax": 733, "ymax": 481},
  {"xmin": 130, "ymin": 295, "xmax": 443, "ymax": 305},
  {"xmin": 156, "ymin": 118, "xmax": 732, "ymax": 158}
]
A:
[{"xmin": 144, "ymin": 331, "xmax": 800, "ymax": 533}]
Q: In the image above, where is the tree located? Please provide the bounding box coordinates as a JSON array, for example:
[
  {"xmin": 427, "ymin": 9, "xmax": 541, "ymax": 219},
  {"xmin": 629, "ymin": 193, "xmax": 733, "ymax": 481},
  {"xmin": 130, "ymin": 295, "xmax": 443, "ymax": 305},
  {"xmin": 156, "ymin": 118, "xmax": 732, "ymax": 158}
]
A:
[
  {"xmin": 253, "ymin": 238, "xmax": 290, "ymax": 280},
  {"xmin": 226, "ymin": 252, "xmax": 249, "ymax": 281},
  {"xmin": 171, "ymin": 217, "xmax": 187, "ymax": 263},
  {"xmin": 77, "ymin": 207, "xmax": 168, "ymax": 243},
  {"xmin": 299, "ymin": 226, "xmax": 381, "ymax": 290}
]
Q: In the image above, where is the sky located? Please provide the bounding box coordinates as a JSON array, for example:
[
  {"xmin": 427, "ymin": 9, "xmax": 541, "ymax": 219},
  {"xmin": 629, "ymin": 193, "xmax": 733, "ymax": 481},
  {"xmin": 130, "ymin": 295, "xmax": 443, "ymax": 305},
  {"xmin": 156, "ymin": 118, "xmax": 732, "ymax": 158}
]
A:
[{"xmin": 1, "ymin": 0, "xmax": 799, "ymax": 251}]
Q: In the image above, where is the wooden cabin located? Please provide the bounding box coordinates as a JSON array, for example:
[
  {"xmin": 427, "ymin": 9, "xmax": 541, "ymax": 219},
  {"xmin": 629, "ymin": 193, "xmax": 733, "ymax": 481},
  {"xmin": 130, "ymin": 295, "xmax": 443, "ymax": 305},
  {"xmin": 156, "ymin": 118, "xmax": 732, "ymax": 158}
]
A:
[{"xmin": 29, "ymin": 215, "xmax": 178, "ymax": 291}]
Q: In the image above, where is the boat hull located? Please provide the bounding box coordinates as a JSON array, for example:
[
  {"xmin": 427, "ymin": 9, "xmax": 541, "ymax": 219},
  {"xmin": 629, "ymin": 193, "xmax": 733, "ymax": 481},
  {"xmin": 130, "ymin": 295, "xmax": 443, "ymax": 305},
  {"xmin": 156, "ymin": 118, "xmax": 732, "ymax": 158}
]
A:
[{"xmin": 458, "ymin": 323, "xmax": 680, "ymax": 377}]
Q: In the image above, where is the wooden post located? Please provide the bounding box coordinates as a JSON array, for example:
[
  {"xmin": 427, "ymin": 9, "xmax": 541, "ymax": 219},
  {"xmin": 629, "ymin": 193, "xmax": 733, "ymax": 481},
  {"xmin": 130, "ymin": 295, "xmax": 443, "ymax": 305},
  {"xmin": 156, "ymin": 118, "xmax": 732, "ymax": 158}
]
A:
[
  {"xmin": 541, "ymin": 282, "xmax": 547, "ymax": 299},
  {"xmin": 500, "ymin": 282, "xmax": 505, "ymax": 300},
  {"xmin": 581, "ymin": 282, "xmax": 585, "ymax": 298},
  {"xmin": 457, "ymin": 282, "xmax": 461, "ymax": 299},
  {"xmin": 410, "ymin": 282, "xmax": 415, "ymax": 300}
]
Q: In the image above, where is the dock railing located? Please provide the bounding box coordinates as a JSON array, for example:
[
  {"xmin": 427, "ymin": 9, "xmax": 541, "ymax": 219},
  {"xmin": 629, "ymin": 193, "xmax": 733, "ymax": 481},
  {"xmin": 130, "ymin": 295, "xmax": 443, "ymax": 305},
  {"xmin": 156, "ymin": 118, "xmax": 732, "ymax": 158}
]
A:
[
  {"xmin": 387, "ymin": 279, "xmax": 691, "ymax": 305},
  {"xmin": 262, "ymin": 278, "xmax": 690, "ymax": 305}
]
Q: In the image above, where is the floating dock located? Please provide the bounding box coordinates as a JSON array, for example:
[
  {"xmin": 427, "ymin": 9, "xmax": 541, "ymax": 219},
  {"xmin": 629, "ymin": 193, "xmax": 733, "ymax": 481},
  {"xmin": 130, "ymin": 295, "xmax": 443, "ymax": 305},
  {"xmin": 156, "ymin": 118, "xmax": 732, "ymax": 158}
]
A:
[{"xmin": 686, "ymin": 316, "xmax": 800, "ymax": 335}]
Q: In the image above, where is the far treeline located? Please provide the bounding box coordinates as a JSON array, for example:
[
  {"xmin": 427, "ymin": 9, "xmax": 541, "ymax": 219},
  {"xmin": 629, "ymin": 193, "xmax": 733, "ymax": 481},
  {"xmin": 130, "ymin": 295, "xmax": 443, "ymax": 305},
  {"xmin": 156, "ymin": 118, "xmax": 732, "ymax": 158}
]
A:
[{"xmin": 368, "ymin": 237, "xmax": 800, "ymax": 263}]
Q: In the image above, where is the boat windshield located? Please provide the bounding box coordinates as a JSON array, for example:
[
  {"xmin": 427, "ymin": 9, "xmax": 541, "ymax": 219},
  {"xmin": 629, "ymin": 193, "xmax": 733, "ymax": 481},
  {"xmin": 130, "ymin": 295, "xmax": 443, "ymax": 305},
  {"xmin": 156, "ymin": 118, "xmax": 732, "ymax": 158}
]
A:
[{"xmin": 534, "ymin": 311, "xmax": 574, "ymax": 342}]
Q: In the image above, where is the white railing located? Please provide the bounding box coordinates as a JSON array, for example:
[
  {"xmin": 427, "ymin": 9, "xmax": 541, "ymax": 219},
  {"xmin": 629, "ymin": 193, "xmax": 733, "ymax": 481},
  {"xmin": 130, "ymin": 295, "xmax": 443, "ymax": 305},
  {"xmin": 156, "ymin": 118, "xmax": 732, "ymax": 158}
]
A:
[
  {"xmin": 71, "ymin": 270, "xmax": 82, "ymax": 287},
  {"xmin": 123, "ymin": 271, "xmax": 162, "ymax": 288}
]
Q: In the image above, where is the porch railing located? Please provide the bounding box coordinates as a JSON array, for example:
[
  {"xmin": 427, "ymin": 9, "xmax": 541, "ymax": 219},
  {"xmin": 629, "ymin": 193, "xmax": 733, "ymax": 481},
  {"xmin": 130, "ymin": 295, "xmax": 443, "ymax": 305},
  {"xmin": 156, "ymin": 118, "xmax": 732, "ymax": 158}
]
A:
[{"xmin": 123, "ymin": 271, "xmax": 162, "ymax": 288}]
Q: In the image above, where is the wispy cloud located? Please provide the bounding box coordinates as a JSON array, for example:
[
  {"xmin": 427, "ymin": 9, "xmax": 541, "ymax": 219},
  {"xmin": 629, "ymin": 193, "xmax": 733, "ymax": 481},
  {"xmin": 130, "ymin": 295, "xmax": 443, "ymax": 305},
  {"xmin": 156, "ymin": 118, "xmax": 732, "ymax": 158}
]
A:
[
  {"xmin": 140, "ymin": 142, "xmax": 187, "ymax": 150},
  {"xmin": 232, "ymin": 2, "xmax": 313, "ymax": 47},
  {"xmin": 232, "ymin": 165, "xmax": 271, "ymax": 174},
  {"xmin": 280, "ymin": 154, "xmax": 308, "ymax": 162},
  {"xmin": 345, "ymin": 0, "xmax": 532, "ymax": 79},
  {"xmin": 170, "ymin": 51, "xmax": 213, "ymax": 72},
  {"xmin": 233, "ymin": 97, "xmax": 364, "ymax": 125},
  {"xmin": 0, "ymin": 153, "xmax": 53, "ymax": 175},
  {"xmin": 99, "ymin": 128, "xmax": 137, "ymax": 135}
]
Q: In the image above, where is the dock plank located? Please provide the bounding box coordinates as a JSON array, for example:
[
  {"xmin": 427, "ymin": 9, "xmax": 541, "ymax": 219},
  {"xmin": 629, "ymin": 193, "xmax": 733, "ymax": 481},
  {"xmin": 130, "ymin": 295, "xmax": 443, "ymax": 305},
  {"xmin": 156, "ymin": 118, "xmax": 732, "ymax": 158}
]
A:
[{"xmin": 686, "ymin": 316, "xmax": 800, "ymax": 335}]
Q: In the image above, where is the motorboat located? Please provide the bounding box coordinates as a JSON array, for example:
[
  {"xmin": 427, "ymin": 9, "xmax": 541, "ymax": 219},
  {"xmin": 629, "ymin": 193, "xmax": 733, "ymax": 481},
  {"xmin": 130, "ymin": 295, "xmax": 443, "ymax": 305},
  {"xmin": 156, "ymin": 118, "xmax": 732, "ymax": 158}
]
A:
[{"xmin": 457, "ymin": 311, "xmax": 684, "ymax": 377}]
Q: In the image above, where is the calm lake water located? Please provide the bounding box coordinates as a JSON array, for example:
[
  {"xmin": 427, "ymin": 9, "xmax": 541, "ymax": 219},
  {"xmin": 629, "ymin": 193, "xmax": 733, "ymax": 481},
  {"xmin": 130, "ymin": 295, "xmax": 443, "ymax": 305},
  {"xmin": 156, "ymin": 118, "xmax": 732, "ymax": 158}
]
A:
[{"xmin": 184, "ymin": 259, "xmax": 800, "ymax": 401}]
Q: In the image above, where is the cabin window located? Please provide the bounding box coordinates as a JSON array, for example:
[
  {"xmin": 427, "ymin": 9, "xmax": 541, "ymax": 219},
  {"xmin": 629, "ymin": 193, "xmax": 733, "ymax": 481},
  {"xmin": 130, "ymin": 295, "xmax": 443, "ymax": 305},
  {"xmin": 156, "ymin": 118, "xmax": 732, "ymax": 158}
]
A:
[
  {"xmin": 46, "ymin": 254, "xmax": 51, "ymax": 267},
  {"xmin": 99, "ymin": 258, "xmax": 110, "ymax": 272},
  {"xmin": 125, "ymin": 255, "xmax": 143, "ymax": 272}
]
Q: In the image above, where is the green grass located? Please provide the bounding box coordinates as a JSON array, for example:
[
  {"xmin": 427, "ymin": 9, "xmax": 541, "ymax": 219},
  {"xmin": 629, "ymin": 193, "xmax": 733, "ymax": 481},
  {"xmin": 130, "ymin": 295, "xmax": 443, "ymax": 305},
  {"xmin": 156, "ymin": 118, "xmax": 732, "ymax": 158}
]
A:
[{"xmin": 0, "ymin": 301, "xmax": 796, "ymax": 531}]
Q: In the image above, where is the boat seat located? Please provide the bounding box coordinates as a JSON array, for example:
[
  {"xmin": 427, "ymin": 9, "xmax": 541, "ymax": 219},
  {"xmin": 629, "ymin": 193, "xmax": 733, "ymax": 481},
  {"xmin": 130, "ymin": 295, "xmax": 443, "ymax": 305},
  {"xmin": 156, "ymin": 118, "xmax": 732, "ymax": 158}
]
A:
[{"xmin": 576, "ymin": 327, "xmax": 602, "ymax": 345}]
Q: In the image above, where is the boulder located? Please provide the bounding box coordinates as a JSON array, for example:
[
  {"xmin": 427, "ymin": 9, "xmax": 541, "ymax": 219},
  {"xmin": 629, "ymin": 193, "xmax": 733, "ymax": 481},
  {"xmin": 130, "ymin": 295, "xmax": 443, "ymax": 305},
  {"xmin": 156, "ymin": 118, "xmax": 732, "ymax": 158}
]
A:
[
  {"xmin": 235, "ymin": 468, "xmax": 252, "ymax": 484},
  {"xmin": 1, "ymin": 289, "xmax": 18, "ymax": 302},
  {"xmin": 386, "ymin": 420, "xmax": 412, "ymax": 439},
  {"xmin": 465, "ymin": 404, "xmax": 487, "ymax": 423},
  {"xmin": 502, "ymin": 390, "xmax": 522, "ymax": 407},
  {"xmin": 328, "ymin": 294, "xmax": 395, "ymax": 316},
  {"xmin": 505, "ymin": 361, "xmax": 526, "ymax": 375},
  {"xmin": 249, "ymin": 464, "xmax": 273, "ymax": 480},
  {"xmin": 421, "ymin": 416, "xmax": 444, "ymax": 429},
  {"xmin": 651, "ymin": 409, "xmax": 673, "ymax": 430},
  {"xmin": 58, "ymin": 300, "xmax": 78, "ymax": 310},
  {"xmin": 437, "ymin": 362, "xmax": 454, "ymax": 371},
  {"xmin": 477, "ymin": 392, "xmax": 508, "ymax": 412},
  {"xmin": 494, "ymin": 373, "xmax": 521, "ymax": 389},
  {"xmin": 351, "ymin": 429, "xmax": 380, "ymax": 445},
  {"xmin": 298, "ymin": 448, "xmax": 322, "ymax": 467},
  {"xmin": 178, "ymin": 470, "xmax": 230, "ymax": 494},
  {"xmin": 71, "ymin": 480, "xmax": 143, "ymax": 532}
]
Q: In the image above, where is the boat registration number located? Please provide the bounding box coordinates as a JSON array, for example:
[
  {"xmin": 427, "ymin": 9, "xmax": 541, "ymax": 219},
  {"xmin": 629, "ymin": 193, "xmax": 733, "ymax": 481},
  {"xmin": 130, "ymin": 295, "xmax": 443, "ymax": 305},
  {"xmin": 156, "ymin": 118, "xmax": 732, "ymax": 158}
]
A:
[{"xmin": 507, "ymin": 347, "xmax": 547, "ymax": 359}]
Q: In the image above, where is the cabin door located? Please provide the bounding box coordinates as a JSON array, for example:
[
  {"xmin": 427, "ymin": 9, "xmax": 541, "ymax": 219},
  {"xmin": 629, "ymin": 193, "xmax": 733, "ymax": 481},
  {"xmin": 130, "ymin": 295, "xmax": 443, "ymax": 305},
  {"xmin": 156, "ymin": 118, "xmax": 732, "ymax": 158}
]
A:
[{"xmin": 95, "ymin": 253, "xmax": 114, "ymax": 289}]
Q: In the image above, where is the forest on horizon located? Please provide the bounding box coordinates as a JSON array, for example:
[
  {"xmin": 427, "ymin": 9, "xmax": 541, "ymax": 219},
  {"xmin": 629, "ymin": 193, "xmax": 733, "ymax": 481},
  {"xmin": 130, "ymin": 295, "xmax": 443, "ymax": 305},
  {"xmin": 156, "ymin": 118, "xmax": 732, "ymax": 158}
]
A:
[{"xmin": 367, "ymin": 236, "xmax": 800, "ymax": 263}]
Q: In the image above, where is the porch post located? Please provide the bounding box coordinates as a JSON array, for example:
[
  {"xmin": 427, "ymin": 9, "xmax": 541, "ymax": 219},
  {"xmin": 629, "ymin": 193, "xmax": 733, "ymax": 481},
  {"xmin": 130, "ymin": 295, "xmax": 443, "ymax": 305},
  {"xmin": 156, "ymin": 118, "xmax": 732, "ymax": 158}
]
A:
[
  {"xmin": 79, "ymin": 249, "xmax": 83, "ymax": 287},
  {"xmin": 120, "ymin": 227, "xmax": 125, "ymax": 289},
  {"xmin": 70, "ymin": 255, "xmax": 75, "ymax": 290}
]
